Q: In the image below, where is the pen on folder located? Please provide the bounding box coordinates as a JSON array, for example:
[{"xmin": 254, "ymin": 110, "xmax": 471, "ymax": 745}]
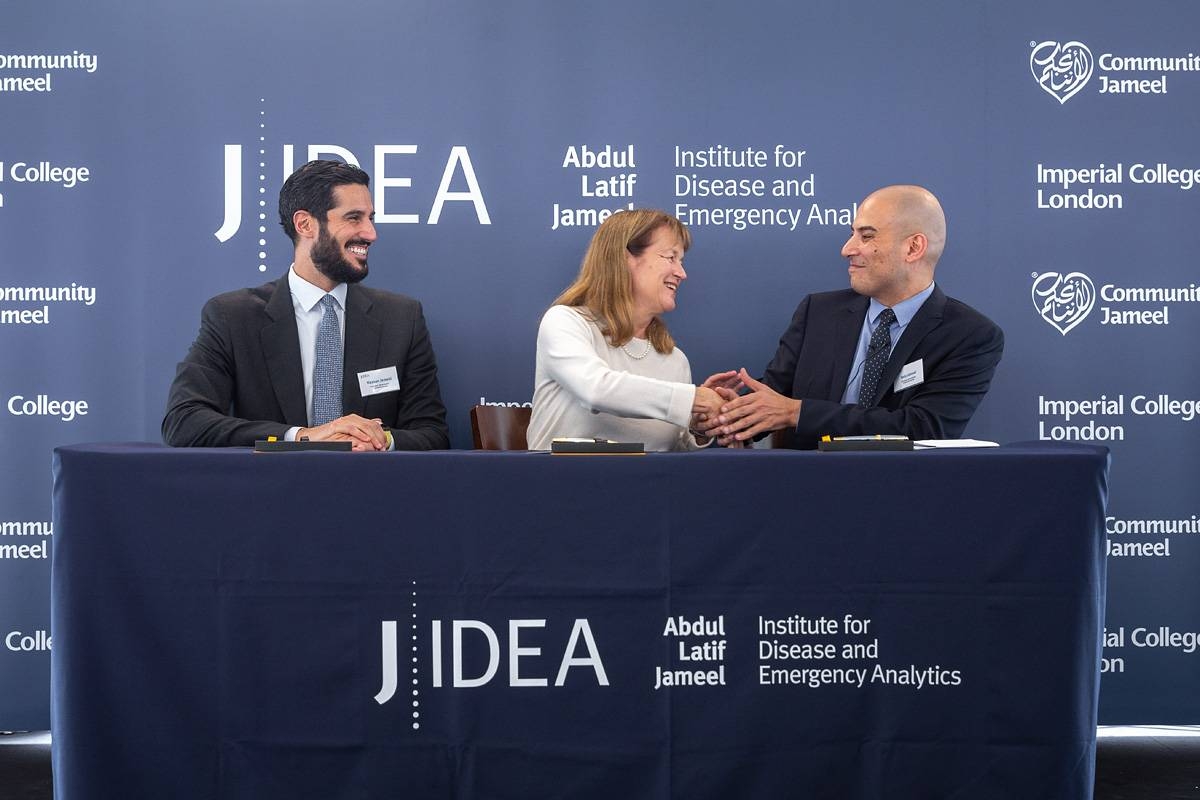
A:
[{"xmin": 821, "ymin": 434, "xmax": 908, "ymax": 442}]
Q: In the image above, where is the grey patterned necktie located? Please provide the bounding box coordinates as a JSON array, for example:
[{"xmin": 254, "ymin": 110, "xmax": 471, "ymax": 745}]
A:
[
  {"xmin": 312, "ymin": 294, "xmax": 343, "ymax": 426},
  {"xmin": 858, "ymin": 307, "xmax": 896, "ymax": 408}
]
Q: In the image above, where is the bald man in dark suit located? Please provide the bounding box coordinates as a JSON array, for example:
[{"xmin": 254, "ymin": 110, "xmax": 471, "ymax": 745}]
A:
[{"xmin": 701, "ymin": 185, "xmax": 1003, "ymax": 448}]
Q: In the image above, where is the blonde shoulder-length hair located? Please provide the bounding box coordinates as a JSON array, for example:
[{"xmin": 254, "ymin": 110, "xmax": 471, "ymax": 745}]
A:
[{"xmin": 553, "ymin": 209, "xmax": 691, "ymax": 354}]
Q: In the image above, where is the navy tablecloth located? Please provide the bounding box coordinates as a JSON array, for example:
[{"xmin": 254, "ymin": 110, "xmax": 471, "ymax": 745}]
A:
[{"xmin": 51, "ymin": 443, "xmax": 1108, "ymax": 799}]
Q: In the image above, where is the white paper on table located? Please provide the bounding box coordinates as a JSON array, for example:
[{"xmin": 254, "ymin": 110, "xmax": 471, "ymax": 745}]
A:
[{"xmin": 913, "ymin": 439, "xmax": 999, "ymax": 448}]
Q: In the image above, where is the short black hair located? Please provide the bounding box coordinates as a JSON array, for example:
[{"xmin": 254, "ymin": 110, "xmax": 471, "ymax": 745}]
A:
[{"xmin": 278, "ymin": 160, "xmax": 371, "ymax": 244}]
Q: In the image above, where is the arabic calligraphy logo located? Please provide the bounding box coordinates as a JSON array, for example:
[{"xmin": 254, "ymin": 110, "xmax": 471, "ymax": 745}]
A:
[
  {"xmin": 1030, "ymin": 41, "xmax": 1094, "ymax": 104},
  {"xmin": 1032, "ymin": 272, "xmax": 1096, "ymax": 335}
]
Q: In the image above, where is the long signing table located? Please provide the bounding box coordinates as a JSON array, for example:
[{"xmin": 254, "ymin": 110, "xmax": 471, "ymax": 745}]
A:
[{"xmin": 51, "ymin": 443, "xmax": 1108, "ymax": 799}]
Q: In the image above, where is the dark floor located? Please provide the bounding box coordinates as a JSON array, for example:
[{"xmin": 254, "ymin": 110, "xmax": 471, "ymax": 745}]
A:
[
  {"xmin": 3, "ymin": 729, "xmax": 1199, "ymax": 798},
  {"xmin": 0, "ymin": 733, "xmax": 52, "ymax": 800},
  {"xmin": 1094, "ymin": 728, "xmax": 1200, "ymax": 800}
]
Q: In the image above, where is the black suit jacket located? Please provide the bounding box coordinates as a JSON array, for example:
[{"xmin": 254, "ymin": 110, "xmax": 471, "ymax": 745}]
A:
[
  {"xmin": 162, "ymin": 275, "xmax": 449, "ymax": 449},
  {"xmin": 762, "ymin": 286, "xmax": 1003, "ymax": 448}
]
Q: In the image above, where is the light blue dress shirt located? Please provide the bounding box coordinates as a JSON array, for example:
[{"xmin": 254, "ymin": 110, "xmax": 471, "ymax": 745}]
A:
[{"xmin": 840, "ymin": 282, "xmax": 936, "ymax": 405}]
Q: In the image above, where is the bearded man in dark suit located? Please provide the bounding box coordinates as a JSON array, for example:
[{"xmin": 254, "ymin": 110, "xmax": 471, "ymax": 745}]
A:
[{"xmin": 163, "ymin": 160, "xmax": 449, "ymax": 451}]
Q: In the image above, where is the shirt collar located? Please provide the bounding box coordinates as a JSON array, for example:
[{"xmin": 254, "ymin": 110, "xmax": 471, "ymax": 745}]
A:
[
  {"xmin": 288, "ymin": 265, "xmax": 348, "ymax": 312},
  {"xmin": 868, "ymin": 281, "xmax": 935, "ymax": 328}
]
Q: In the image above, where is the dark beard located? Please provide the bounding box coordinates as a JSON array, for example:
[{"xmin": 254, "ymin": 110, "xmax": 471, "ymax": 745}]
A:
[{"xmin": 311, "ymin": 225, "xmax": 369, "ymax": 285}]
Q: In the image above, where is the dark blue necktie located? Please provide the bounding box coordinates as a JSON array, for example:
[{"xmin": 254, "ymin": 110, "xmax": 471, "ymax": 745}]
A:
[
  {"xmin": 312, "ymin": 294, "xmax": 343, "ymax": 426},
  {"xmin": 858, "ymin": 307, "xmax": 896, "ymax": 408}
]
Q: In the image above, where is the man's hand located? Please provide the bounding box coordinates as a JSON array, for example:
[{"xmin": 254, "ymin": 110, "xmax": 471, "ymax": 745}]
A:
[
  {"xmin": 691, "ymin": 386, "xmax": 744, "ymax": 447},
  {"xmin": 715, "ymin": 383, "xmax": 746, "ymax": 447},
  {"xmin": 297, "ymin": 414, "xmax": 390, "ymax": 452},
  {"xmin": 701, "ymin": 370, "xmax": 744, "ymax": 393},
  {"xmin": 712, "ymin": 368, "xmax": 801, "ymax": 443},
  {"xmin": 693, "ymin": 375, "xmax": 743, "ymax": 428}
]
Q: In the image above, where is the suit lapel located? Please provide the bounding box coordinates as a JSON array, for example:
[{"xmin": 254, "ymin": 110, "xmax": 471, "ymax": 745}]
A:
[
  {"xmin": 872, "ymin": 286, "xmax": 946, "ymax": 405},
  {"xmin": 342, "ymin": 286, "xmax": 381, "ymax": 416},
  {"xmin": 831, "ymin": 293, "xmax": 869, "ymax": 399},
  {"xmin": 261, "ymin": 275, "xmax": 309, "ymax": 426}
]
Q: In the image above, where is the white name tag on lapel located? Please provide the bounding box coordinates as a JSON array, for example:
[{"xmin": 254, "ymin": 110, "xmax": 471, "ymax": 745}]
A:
[
  {"xmin": 358, "ymin": 366, "xmax": 400, "ymax": 397},
  {"xmin": 894, "ymin": 359, "xmax": 924, "ymax": 392}
]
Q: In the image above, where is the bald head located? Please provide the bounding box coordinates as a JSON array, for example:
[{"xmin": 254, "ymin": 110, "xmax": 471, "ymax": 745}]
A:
[
  {"xmin": 861, "ymin": 185, "xmax": 946, "ymax": 267},
  {"xmin": 841, "ymin": 184, "xmax": 947, "ymax": 306}
]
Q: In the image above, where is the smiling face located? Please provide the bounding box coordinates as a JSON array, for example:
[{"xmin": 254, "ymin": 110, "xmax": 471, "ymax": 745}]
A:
[
  {"xmin": 841, "ymin": 195, "xmax": 913, "ymax": 305},
  {"xmin": 839, "ymin": 186, "xmax": 945, "ymax": 307},
  {"xmin": 309, "ymin": 183, "xmax": 377, "ymax": 286},
  {"xmin": 627, "ymin": 225, "xmax": 687, "ymax": 329}
]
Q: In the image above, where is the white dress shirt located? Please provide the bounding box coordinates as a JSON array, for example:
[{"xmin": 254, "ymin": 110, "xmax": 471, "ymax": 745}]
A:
[{"xmin": 286, "ymin": 267, "xmax": 347, "ymax": 437}]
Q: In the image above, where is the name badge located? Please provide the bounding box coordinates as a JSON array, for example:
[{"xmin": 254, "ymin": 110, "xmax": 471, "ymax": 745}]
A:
[
  {"xmin": 893, "ymin": 359, "xmax": 924, "ymax": 392},
  {"xmin": 358, "ymin": 366, "xmax": 400, "ymax": 397}
]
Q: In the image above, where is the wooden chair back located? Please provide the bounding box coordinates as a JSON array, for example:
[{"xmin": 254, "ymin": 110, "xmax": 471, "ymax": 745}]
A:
[{"xmin": 469, "ymin": 405, "xmax": 532, "ymax": 450}]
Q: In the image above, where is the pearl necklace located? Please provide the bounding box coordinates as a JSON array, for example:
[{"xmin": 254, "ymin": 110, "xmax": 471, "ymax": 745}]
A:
[{"xmin": 620, "ymin": 338, "xmax": 651, "ymax": 360}]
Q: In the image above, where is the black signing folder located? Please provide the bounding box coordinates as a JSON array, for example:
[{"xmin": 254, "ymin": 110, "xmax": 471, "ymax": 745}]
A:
[
  {"xmin": 817, "ymin": 435, "xmax": 913, "ymax": 452},
  {"xmin": 550, "ymin": 438, "xmax": 645, "ymax": 455},
  {"xmin": 253, "ymin": 440, "xmax": 353, "ymax": 452}
]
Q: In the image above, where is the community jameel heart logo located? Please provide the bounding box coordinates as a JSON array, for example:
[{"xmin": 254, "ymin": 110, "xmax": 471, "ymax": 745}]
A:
[
  {"xmin": 1030, "ymin": 41, "xmax": 1094, "ymax": 104},
  {"xmin": 1032, "ymin": 271, "xmax": 1096, "ymax": 335}
]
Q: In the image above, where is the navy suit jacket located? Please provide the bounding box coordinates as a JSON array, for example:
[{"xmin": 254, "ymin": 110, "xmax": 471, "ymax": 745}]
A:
[
  {"xmin": 762, "ymin": 286, "xmax": 1003, "ymax": 448},
  {"xmin": 162, "ymin": 274, "xmax": 449, "ymax": 449}
]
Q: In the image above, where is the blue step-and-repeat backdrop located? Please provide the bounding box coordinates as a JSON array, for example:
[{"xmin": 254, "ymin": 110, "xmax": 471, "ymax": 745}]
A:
[{"xmin": 3, "ymin": 0, "xmax": 1198, "ymax": 729}]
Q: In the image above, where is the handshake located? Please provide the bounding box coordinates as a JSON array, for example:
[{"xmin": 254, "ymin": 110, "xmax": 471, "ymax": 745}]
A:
[{"xmin": 690, "ymin": 368, "xmax": 802, "ymax": 447}]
